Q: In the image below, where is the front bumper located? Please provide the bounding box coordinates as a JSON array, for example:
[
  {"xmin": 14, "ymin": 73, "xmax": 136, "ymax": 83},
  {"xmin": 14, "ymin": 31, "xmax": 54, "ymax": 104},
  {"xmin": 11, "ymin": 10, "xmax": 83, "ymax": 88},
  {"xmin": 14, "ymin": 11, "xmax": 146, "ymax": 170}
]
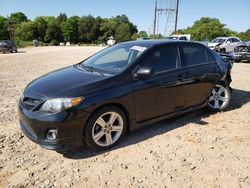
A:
[
  {"xmin": 233, "ymin": 52, "xmax": 250, "ymax": 61},
  {"xmin": 18, "ymin": 100, "xmax": 90, "ymax": 151}
]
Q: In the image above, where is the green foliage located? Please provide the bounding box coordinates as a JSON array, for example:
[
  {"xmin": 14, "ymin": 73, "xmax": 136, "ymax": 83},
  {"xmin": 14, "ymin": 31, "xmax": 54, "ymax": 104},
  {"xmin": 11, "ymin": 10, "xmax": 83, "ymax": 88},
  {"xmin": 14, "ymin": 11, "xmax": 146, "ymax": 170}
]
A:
[
  {"xmin": 15, "ymin": 21, "xmax": 36, "ymax": 42},
  {"xmin": 57, "ymin": 13, "xmax": 67, "ymax": 23},
  {"xmin": 176, "ymin": 17, "xmax": 239, "ymax": 41},
  {"xmin": 45, "ymin": 18, "xmax": 62, "ymax": 43},
  {"xmin": 78, "ymin": 15, "xmax": 101, "ymax": 43},
  {"xmin": 34, "ymin": 17, "xmax": 48, "ymax": 41},
  {"xmin": 149, "ymin": 34, "xmax": 164, "ymax": 39},
  {"xmin": 116, "ymin": 23, "xmax": 131, "ymax": 42},
  {"xmin": 0, "ymin": 16, "xmax": 9, "ymax": 40},
  {"xmin": 239, "ymin": 28, "xmax": 250, "ymax": 41},
  {"xmin": 138, "ymin": 31, "xmax": 148, "ymax": 38},
  {"xmin": 10, "ymin": 12, "xmax": 28, "ymax": 24},
  {"xmin": 61, "ymin": 17, "xmax": 79, "ymax": 43}
]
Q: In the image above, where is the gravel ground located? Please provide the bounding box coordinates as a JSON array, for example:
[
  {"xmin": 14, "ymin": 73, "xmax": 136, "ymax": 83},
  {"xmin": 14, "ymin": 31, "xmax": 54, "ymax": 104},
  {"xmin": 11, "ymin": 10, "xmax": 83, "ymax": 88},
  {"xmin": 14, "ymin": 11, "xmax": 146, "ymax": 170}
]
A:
[{"xmin": 0, "ymin": 46, "xmax": 249, "ymax": 188}]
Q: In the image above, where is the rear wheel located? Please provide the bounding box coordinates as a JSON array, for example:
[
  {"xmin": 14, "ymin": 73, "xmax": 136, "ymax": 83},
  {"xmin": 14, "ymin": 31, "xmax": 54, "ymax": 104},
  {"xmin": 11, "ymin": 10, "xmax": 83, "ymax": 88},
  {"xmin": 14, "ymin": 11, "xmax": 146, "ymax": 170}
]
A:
[
  {"xmin": 220, "ymin": 48, "xmax": 226, "ymax": 53},
  {"xmin": 208, "ymin": 84, "xmax": 231, "ymax": 112},
  {"xmin": 84, "ymin": 106, "xmax": 127, "ymax": 150}
]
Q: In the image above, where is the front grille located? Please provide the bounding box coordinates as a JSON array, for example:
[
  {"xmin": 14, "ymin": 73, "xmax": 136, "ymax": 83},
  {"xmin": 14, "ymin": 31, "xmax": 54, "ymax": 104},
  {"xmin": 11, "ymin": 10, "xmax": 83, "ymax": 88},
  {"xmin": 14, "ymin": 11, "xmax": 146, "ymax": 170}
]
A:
[
  {"xmin": 234, "ymin": 46, "xmax": 250, "ymax": 53},
  {"xmin": 22, "ymin": 97, "xmax": 43, "ymax": 110}
]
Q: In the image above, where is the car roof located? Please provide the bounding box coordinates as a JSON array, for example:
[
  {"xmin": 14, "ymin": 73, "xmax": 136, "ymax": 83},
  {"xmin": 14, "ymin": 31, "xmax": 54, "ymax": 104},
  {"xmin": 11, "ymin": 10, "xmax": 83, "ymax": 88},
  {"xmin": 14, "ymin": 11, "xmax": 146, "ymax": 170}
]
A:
[{"xmin": 122, "ymin": 40, "xmax": 201, "ymax": 48}]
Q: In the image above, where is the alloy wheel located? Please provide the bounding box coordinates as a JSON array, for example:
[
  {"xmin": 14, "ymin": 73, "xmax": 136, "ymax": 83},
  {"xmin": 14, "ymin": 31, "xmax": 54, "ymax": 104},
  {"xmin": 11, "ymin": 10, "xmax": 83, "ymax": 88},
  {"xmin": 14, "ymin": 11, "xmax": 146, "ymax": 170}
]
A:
[
  {"xmin": 92, "ymin": 112, "xmax": 124, "ymax": 147},
  {"xmin": 208, "ymin": 85, "xmax": 229, "ymax": 110}
]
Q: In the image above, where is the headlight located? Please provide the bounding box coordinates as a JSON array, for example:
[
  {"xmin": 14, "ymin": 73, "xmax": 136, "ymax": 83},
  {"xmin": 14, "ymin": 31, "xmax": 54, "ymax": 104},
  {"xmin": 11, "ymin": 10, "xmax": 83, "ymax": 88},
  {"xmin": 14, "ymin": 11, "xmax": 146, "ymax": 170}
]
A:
[{"xmin": 39, "ymin": 97, "xmax": 84, "ymax": 113}]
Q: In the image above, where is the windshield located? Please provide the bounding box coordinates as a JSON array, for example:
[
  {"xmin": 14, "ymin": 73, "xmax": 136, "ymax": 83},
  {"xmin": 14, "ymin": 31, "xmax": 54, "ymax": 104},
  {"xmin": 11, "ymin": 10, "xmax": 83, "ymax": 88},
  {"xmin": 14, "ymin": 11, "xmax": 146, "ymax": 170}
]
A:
[
  {"xmin": 81, "ymin": 43, "xmax": 147, "ymax": 75},
  {"xmin": 211, "ymin": 38, "xmax": 226, "ymax": 43}
]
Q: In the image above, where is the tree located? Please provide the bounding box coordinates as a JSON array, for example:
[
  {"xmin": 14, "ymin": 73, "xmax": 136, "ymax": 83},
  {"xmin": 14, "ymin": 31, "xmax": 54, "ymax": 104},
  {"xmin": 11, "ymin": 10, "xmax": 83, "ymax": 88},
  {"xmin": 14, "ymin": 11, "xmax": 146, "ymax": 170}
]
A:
[
  {"xmin": 116, "ymin": 23, "xmax": 131, "ymax": 42},
  {"xmin": 34, "ymin": 17, "xmax": 48, "ymax": 41},
  {"xmin": 57, "ymin": 13, "xmax": 67, "ymax": 23},
  {"xmin": 0, "ymin": 16, "xmax": 9, "ymax": 40},
  {"xmin": 239, "ymin": 28, "xmax": 250, "ymax": 41},
  {"xmin": 45, "ymin": 18, "xmax": 62, "ymax": 44},
  {"xmin": 78, "ymin": 15, "xmax": 100, "ymax": 43},
  {"xmin": 138, "ymin": 31, "xmax": 148, "ymax": 38},
  {"xmin": 15, "ymin": 21, "xmax": 37, "ymax": 42},
  {"xmin": 177, "ymin": 17, "xmax": 237, "ymax": 41},
  {"xmin": 61, "ymin": 16, "xmax": 79, "ymax": 43},
  {"xmin": 10, "ymin": 12, "xmax": 28, "ymax": 24}
]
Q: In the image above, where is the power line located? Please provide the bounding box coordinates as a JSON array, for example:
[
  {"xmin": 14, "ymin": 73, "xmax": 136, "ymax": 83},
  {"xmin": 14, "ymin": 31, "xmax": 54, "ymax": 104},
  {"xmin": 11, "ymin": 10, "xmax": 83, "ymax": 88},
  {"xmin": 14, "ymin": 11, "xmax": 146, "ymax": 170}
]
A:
[{"xmin": 153, "ymin": 0, "xmax": 179, "ymax": 36}]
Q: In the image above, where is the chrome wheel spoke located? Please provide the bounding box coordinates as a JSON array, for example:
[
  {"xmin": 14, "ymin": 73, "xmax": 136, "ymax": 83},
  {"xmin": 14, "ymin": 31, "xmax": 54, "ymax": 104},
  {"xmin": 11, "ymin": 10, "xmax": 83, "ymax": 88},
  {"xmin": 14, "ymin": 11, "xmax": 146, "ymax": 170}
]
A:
[
  {"xmin": 93, "ymin": 130, "xmax": 105, "ymax": 142},
  {"xmin": 209, "ymin": 96, "xmax": 214, "ymax": 102},
  {"xmin": 108, "ymin": 112, "xmax": 118, "ymax": 125},
  {"xmin": 105, "ymin": 133, "xmax": 113, "ymax": 146},
  {"xmin": 111, "ymin": 125, "xmax": 123, "ymax": 132},
  {"xmin": 214, "ymin": 100, "xmax": 220, "ymax": 109},
  {"xmin": 218, "ymin": 87, "xmax": 224, "ymax": 95},
  {"xmin": 219, "ymin": 96, "xmax": 228, "ymax": 102},
  {"xmin": 212, "ymin": 89, "xmax": 216, "ymax": 95},
  {"xmin": 96, "ymin": 117, "xmax": 106, "ymax": 128}
]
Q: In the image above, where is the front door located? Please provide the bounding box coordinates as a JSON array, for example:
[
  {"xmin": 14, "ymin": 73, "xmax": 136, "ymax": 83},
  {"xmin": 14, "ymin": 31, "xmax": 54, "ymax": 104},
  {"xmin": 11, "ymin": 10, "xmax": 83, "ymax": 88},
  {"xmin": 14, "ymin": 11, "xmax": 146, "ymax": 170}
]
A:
[{"xmin": 133, "ymin": 44, "xmax": 186, "ymax": 122}]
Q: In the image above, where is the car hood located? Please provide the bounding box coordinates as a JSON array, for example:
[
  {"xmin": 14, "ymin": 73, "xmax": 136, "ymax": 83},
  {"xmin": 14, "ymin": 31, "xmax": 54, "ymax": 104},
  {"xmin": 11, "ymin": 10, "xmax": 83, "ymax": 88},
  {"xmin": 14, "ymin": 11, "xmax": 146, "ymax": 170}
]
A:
[
  {"xmin": 208, "ymin": 42, "xmax": 221, "ymax": 47},
  {"xmin": 25, "ymin": 65, "xmax": 110, "ymax": 98}
]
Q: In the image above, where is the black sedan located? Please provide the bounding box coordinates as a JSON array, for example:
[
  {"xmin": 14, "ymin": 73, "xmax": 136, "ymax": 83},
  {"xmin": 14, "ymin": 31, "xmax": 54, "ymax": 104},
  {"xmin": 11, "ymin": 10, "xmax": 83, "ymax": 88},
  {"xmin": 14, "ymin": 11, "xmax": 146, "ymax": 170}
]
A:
[{"xmin": 18, "ymin": 40, "xmax": 232, "ymax": 151}]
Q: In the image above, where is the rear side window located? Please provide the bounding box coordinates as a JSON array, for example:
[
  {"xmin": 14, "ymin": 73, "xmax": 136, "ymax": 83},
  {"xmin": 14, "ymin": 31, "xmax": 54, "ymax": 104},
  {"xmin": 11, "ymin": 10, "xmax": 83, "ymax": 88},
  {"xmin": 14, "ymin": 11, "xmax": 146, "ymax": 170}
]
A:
[
  {"xmin": 182, "ymin": 44, "xmax": 208, "ymax": 66},
  {"xmin": 140, "ymin": 45, "xmax": 179, "ymax": 73},
  {"xmin": 232, "ymin": 38, "xmax": 240, "ymax": 42},
  {"xmin": 206, "ymin": 50, "xmax": 215, "ymax": 62}
]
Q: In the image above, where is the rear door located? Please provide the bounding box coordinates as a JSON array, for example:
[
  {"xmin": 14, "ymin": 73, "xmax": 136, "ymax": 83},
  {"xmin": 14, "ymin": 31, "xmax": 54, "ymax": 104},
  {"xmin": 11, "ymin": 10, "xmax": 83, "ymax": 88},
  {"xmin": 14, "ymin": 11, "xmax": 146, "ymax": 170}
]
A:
[
  {"xmin": 133, "ymin": 44, "xmax": 186, "ymax": 122},
  {"xmin": 180, "ymin": 43, "xmax": 220, "ymax": 108}
]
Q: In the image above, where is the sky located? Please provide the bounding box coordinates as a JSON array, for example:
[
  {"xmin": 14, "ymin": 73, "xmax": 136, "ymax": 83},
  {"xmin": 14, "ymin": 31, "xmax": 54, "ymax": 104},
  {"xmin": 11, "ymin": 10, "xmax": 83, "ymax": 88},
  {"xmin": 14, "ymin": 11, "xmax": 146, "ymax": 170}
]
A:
[{"xmin": 0, "ymin": 0, "xmax": 249, "ymax": 35}]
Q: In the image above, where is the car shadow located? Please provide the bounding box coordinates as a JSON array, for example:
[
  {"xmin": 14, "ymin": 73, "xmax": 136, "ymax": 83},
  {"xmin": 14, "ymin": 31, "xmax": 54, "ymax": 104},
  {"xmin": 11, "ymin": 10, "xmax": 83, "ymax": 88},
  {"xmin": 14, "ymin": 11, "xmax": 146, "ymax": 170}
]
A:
[
  {"xmin": 62, "ymin": 88, "xmax": 250, "ymax": 159},
  {"xmin": 0, "ymin": 50, "xmax": 26, "ymax": 54}
]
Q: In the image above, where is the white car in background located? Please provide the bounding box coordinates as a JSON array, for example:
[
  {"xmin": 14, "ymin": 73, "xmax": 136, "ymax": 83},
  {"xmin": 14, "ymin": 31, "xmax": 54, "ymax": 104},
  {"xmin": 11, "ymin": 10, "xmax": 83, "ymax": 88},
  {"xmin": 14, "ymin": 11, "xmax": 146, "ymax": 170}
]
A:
[
  {"xmin": 208, "ymin": 37, "xmax": 242, "ymax": 53},
  {"xmin": 165, "ymin": 34, "xmax": 191, "ymax": 41}
]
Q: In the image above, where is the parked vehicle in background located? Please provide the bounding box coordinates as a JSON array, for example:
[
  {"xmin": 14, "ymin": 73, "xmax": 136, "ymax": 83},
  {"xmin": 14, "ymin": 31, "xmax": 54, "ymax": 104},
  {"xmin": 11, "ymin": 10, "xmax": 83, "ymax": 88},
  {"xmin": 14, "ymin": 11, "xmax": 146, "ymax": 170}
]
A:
[
  {"xmin": 136, "ymin": 37, "xmax": 150, "ymax": 41},
  {"xmin": 18, "ymin": 40, "xmax": 232, "ymax": 151},
  {"xmin": 107, "ymin": 36, "xmax": 116, "ymax": 46},
  {"xmin": 0, "ymin": 40, "xmax": 17, "ymax": 53},
  {"xmin": 232, "ymin": 41, "xmax": 250, "ymax": 62},
  {"xmin": 208, "ymin": 37, "xmax": 241, "ymax": 53},
  {"xmin": 165, "ymin": 34, "xmax": 191, "ymax": 41}
]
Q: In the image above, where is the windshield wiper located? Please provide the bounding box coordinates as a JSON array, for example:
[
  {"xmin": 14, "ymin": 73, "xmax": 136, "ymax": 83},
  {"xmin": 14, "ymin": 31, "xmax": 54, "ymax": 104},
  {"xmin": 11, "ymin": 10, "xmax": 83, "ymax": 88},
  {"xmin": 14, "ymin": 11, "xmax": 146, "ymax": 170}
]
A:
[{"xmin": 81, "ymin": 65, "xmax": 105, "ymax": 76}]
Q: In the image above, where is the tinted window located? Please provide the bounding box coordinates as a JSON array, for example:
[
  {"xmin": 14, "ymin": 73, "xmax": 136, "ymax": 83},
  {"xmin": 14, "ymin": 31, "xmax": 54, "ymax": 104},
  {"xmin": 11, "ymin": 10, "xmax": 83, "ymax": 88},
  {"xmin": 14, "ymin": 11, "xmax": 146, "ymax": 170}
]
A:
[
  {"xmin": 179, "ymin": 37, "xmax": 187, "ymax": 41},
  {"xmin": 141, "ymin": 45, "xmax": 178, "ymax": 73},
  {"xmin": 182, "ymin": 45, "xmax": 208, "ymax": 66},
  {"xmin": 206, "ymin": 50, "xmax": 215, "ymax": 62},
  {"xmin": 232, "ymin": 38, "xmax": 240, "ymax": 42}
]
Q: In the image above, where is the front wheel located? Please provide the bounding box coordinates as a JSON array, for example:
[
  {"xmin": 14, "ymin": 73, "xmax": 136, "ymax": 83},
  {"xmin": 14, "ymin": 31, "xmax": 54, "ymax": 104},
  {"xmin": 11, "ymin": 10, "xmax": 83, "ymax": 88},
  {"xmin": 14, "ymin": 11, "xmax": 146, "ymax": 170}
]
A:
[
  {"xmin": 208, "ymin": 84, "xmax": 231, "ymax": 112},
  {"xmin": 84, "ymin": 106, "xmax": 127, "ymax": 150}
]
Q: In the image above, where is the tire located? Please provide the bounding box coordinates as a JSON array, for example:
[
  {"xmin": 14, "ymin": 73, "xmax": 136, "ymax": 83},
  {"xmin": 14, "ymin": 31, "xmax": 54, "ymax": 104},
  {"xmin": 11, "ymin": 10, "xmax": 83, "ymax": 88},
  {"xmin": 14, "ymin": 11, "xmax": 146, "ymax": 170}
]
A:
[
  {"xmin": 207, "ymin": 84, "xmax": 231, "ymax": 112},
  {"xmin": 15, "ymin": 50, "xmax": 18, "ymax": 53},
  {"xmin": 84, "ymin": 106, "xmax": 127, "ymax": 150},
  {"xmin": 220, "ymin": 48, "xmax": 226, "ymax": 54}
]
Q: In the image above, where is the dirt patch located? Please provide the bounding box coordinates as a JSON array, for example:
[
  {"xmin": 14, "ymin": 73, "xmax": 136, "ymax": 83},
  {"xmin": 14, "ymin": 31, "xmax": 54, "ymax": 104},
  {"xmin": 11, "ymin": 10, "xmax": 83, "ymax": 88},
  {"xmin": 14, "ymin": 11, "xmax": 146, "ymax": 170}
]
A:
[{"xmin": 0, "ymin": 46, "xmax": 249, "ymax": 187}]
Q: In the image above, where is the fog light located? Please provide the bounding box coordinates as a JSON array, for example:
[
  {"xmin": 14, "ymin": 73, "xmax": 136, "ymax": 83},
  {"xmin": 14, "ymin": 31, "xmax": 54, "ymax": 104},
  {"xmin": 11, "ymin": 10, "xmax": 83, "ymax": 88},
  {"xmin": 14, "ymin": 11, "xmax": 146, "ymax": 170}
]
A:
[{"xmin": 46, "ymin": 129, "xmax": 57, "ymax": 141}]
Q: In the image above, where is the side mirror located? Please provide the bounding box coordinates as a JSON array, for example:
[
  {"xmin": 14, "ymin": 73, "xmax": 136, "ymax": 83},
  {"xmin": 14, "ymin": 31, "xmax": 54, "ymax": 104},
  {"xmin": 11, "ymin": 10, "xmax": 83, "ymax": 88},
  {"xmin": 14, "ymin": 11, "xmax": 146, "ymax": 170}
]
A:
[
  {"xmin": 226, "ymin": 41, "xmax": 230, "ymax": 44},
  {"xmin": 134, "ymin": 67, "xmax": 154, "ymax": 79}
]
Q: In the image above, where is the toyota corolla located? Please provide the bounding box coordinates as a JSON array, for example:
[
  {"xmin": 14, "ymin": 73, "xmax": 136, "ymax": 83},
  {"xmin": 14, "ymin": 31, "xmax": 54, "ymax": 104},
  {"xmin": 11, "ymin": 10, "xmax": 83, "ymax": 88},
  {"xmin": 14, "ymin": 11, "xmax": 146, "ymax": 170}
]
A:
[{"xmin": 18, "ymin": 40, "xmax": 232, "ymax": 151}]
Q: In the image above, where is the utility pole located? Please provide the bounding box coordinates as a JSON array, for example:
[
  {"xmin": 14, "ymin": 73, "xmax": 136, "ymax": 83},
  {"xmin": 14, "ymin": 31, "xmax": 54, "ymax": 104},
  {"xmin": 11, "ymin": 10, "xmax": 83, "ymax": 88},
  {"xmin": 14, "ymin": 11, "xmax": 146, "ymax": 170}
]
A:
[
  {"xmin": 174, "ymin": 0, "xmax": 179, "ymax": 33},
  {"xmin": 153, "ymin": 0, "xmax": 158, "ymax": 37},
  {"xmin": 153, "ymin": 0, "xmax": 179, "ymax": 36}
]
